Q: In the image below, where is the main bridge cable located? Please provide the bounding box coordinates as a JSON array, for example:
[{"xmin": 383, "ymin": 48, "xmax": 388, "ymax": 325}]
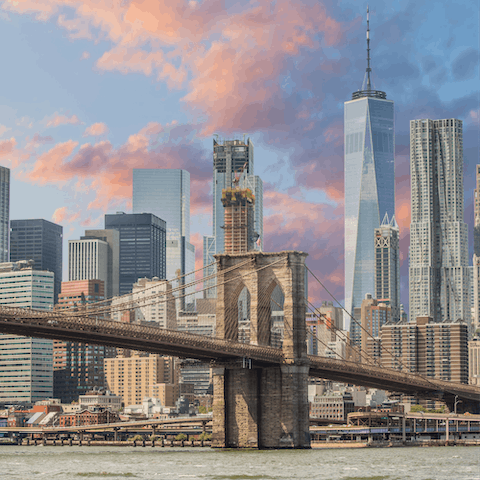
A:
[
  {"xmin": 53, "ymin": 257, "xmax": 288, "ymax": 337},
  {"xmin": 305, "ymin": 266, "xmax": 469, "ymax": 398},
  {"xmin": 64, "ymin": 258, "xmax": 255, "ymax": 319},
  {"xmin": 306, "ymin": 265, "xmax": 425, "ymax": 371},
  {"xmin": 59, "ymin": 258, "xmax": 219, "ymax": 314},
  {"xmin": 304, "ymin": 299, "xmax": 376, "ymax": 365}
]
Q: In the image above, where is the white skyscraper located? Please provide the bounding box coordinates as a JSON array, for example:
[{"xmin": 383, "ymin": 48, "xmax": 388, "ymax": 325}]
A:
[
  {"xmin": 409, "ymin": 118, "xmax": 470, "ymax": 324},
  {"xmin": 68, "ymin": 238, "xmax": 109, "ymax": 289},
  {"xmin": 0, "ymin": 260, "xmax": 54, "ymax": 402}
]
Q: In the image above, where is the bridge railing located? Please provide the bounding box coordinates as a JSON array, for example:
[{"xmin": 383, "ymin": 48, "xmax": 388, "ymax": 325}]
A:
[{"xmin": 0, "ymin": 305, "xmax": 284, "ymax": 364}]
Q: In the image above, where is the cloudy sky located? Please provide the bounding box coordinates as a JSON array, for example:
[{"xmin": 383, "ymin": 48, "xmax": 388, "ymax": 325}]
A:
[{"xmin": 0, "ymin": 0, "xmax": 478, "ymax": 312}]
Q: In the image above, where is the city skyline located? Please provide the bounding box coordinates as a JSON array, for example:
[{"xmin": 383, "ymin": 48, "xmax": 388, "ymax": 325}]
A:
[{"xmin": 0, "ymin": 1, "xmax": 477, "ymax": 310}]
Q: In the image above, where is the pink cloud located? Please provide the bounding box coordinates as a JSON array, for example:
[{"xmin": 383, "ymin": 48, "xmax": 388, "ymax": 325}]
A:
[
  {"xmin": 80, "ymin": 51, "xmax": 90, "ymax": 60},
  {"xmin": 83, "ymin": 122, "xmax": 109, "ymax": 137},
  {"xmin": 51, "ymin": 206, "xmax": 81, "ymax": 224},
  {"xmin": 17, "ymin": 121, "xmax": 211, "ymax": 213},
  {"xmin": 45, "ymin": 112, "xmax": 82, "ymax": 128},
  {"xmin": 0, "ymin": 137, "xmax": 17, "ymax": 157}
]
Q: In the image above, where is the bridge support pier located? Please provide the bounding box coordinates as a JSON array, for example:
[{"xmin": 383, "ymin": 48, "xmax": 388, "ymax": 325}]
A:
[{"xmin": 212, "ymin": 361, "xmax": 310, "ymax": 449}]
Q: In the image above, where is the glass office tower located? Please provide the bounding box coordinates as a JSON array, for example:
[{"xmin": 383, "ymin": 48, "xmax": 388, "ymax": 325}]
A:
[
  {"xmin": 132, "ymin": 170, "xmax": 195, "ymax": 310},
  {"xmin": 10, "ymin": 219, "xmax": 63, "ymax": 303},
  {"xmin": 345, "ymin": 9, "xmax": 395, "ymax": 342},
  {"xmin": 104, "ymin": 213, "xmax": 166, "ymax": 296},
  {"xmin": 0, "ymin": 166, "xmax": 9, "ymax": 263}
]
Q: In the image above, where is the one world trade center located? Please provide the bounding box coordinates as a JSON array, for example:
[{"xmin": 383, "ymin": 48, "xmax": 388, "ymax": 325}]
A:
[{"xmin": 344, "ymin": 8, "xmax": 395, "ymax": 343}]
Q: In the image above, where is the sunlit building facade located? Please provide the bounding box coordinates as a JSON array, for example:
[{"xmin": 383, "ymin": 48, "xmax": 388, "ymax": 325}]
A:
[
  {"xmin": 0, "ymin": 261, "xmax": 54, "ymax": 403},
  {"xmin": 409, "ymin": 119, "xmax": 469, "ymax": 324}
]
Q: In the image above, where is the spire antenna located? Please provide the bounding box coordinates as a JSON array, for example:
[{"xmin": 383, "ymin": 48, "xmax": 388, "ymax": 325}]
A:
[
  {"xmin": 366, "ymin": 5, "xmax": 371, "ymax": 91},
  {"xmin": 351, "ymin": 6, "xmax": 386, "ymax": 100}
]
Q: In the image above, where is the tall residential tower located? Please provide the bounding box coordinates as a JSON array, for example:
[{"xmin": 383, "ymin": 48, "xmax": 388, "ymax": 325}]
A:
[
  {"xmin": 409, "ymin": 119, "xmax": 469, "ymax": 324},
  {"xmin": 344, "ymin": 9, "xmax": 395, "ymax": 332}
]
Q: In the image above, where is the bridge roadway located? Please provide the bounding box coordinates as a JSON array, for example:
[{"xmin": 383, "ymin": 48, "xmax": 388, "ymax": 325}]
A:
[{"xmin": 0, "ymin": 306, "xmax": 479, "ymax": 403}]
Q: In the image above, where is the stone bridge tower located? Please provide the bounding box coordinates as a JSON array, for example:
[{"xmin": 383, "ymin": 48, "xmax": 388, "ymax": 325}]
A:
[{"xmin": 212, "ymin": 251, "xmax": 310, "ymax": 448}]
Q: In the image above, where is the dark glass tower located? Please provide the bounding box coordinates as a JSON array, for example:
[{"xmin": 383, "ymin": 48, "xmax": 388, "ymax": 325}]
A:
[
  {"xmin": 10, "ymin": 219, "xmax": 63, "ymax": 302},
  {"xmin": 105, "ymin": 213, "xmax": 166, "ymax": 295}
]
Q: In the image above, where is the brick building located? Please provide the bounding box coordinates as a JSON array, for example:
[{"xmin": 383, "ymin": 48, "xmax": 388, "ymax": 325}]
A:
[
  {"xmin": 58, "ymin": 407, "xmax": 119, "ymax": 427},
  {"xmin": 381, "ymin": 317, "xmax": 468, "ymax": 383},
  {"xmin": 54, "ymin": 280, "xmax": 116, "ymax": 403}
]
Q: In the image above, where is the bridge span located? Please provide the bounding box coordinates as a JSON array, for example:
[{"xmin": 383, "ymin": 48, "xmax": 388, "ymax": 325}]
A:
[
  {"xmin": 0, "ymin": 305, "xmax": 477, "ymax": 403},
  {"xmin": 0, "ymin": 251, "xmax": 479, "ymax": 448}
]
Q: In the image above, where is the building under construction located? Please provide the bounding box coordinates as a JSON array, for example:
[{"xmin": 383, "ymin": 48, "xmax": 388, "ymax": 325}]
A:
[{"xmin": 221, "ymin": 187, "xmax": 256, "ymax": 254}]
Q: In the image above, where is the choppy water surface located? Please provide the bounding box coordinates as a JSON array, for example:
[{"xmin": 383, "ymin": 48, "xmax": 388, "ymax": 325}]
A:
[{"xmin": 0, "ymin": 446, "xmax": 478, "ymax": 480}]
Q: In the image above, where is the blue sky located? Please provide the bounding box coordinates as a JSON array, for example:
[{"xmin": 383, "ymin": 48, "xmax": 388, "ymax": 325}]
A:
[{"xmin": 0, "ymin": 0, "xmax": 478, "ymax": 311}]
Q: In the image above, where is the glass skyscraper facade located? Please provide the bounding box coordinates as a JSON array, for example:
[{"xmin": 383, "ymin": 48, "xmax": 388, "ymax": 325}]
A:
[
  {"xmin": 0, "ymin": 166, "xmax": 9, "ymax": 263},
  {"xmin": 132, "ymin": 170, "xmax": 194, "ymax": 310},
  {"xmin": 344, "ymin": 95, "xmax": 395, "ymax": 330},
  {"xmin": 104, "ymin": 213, "xmax": 166, "ymax": 296},
  {"xmin": 344, "ymin": 12, "xmax": 395, "ymax": 340},
  {"xmin": 10, "ymin": 219, "xmax": 63, "ymax": 303}
]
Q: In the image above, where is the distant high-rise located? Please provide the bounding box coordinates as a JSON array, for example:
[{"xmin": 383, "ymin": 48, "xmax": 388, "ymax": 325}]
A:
[
  {"xmin": 104, "ymin": 213, "xmax": 166, "ymax": 296},
  {"xmin": 344, "ymin": 9, "xmax": 395, "ymax": 330},
  {"xmin": 374, "ymin": 214, "xmax": 400, "ymax": 322},
  {"xmin": 222, "ymin": 188, "xmax": 256, "ymax": 254},
  {"xmin": 68, "ymin": 237, "xmax": 109, "ymax": 291},
  {"xmin": 0, "ymin": 261, "xmax": 54, "ymax": 403},
  {"xmin": 212, "ymin": 137, "xmax": 263, "ymax": 253},
  {"xmin": 10, "ymin": 219, "xmax": 63, "ymax": 302},
  {"xmin": 409, "ymin": 119, "xmax": 470, "ymax": 324},
  {"xmin": 54, "ymin": 279, "xmax": 114, "ymax": 403},
  {"xmin": 203, "ymin": 235, "xmax": 216, "ymax": 299},
  {"xmin": 0, "ymin": 166, "xmax": 9, "ymax": 262},
  {"xmin": 473, "ymin": 165, "xmax": 480, "ymax": 333},
  {"xmin": 82, "ymin": 229, "xmax": 120, "ymax": 298},
  {"xmin": 132, "ymin": 169, "xmax": 194, "ymax": 310}
]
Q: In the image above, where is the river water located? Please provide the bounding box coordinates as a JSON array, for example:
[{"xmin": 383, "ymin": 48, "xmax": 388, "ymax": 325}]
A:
[{"xmin": 0, "ymin": 446, "xmax": 478, "ymax": 480}]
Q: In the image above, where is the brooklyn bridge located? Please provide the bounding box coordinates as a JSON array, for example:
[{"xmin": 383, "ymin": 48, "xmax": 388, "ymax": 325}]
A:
[{"xmin": 0, "ymin": 251, "xmax": 478, "ymax": 448}]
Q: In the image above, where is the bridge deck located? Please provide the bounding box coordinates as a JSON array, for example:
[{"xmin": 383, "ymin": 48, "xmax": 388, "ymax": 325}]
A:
[{"xmin": 0, "ymin": 306, "xmax": 478, "ymax": 403}]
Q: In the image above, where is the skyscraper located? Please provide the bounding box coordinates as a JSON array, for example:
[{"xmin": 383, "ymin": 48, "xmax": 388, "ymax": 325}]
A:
[
  {"xmin": 54, "ymin": 279, "xmax": 113, "ymax": 403},
  {"xmin": 10, "ymin": 219, "xmax": 63, "ymax": 302},
  {"xmin": 0, "ymin": 166, "xmax": 10, "ymax": 262},
  {"xmin": 374, "ymin": 214, "xmax": 400, "ymax": 322},
  {"xmin": 0, "ymin": 260, "xmax": 54, "ymax": 403},
  {"xmin": 212, "ymin": 137, "xmax": 263, "ymax": 253},
  {"xmin": 344, "ymin": 10, "xmax": 395, "ymax": 328},
  {"xmin": 68, "ymin": 237, "xmax": 109, "ymax": 291},
  {"xmin": 409, "ymin": 119, "xmax": 469, "ymax": 324},
  {"xmin": 104, "ymin": 213, "xmax": 166, "ymax": 296},
  {"xmin": 82, "ymin": 229, "xmax": 120, "ymax": 298},
  {"xmin": 132, "ymin": 170, "xmax": 194, "ymax": 310},
  {"xmin": 473, "ymin": 165, "xmax": 480, "ymax": 333},
  {"xmin": 221, "ymin": 187, "xmax": 256, "ymax": 254}
]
